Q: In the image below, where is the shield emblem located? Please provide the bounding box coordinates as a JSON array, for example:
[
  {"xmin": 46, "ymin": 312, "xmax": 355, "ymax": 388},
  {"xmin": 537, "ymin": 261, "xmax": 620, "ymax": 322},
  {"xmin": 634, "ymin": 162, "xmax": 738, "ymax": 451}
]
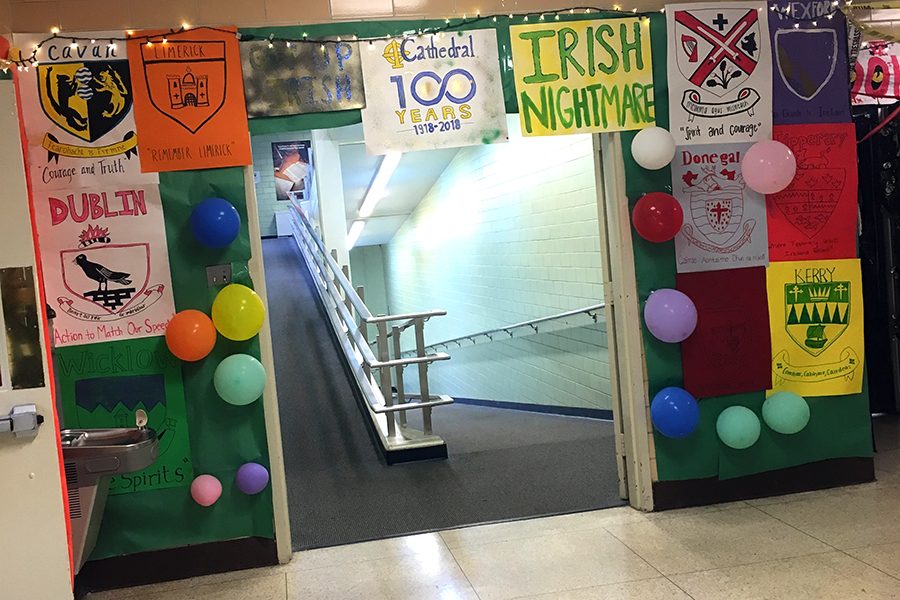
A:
[
  {"xmin": 38, "ymin": 61, "xmax": 133, "ymax": 142},
  {"xmin": 674, "ymin": 8, "xmax": 761, "ymax": 98},
  {"xmin": 61, "ymin": 243, "xmax": 150, "ymax": 315},
  {"xmin": 140, "ymin": 40, "xmax": 226, "ymax": 134},
  {"xmin": 771, "ymin": 167, "xmax": 845, "ymax": 238},
  {"xmin": 691, "ymin": 190, "xmax": 743, "ymax": 245},
  {"xmin": 784, "ymin": 281, "xmax": 850, "ymax": 357},
  {"xmin": 775, "ymin": 29, "xmax": 837, "ymax": 101}
]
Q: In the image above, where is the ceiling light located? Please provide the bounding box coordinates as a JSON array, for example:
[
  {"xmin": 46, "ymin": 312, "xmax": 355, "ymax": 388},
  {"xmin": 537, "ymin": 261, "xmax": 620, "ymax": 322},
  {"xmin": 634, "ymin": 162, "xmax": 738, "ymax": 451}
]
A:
[
  {"xmin": 347, "ymin": 220, "xmax": 365, "ymax": 249},
  {"xmin": 358, "ymin": 152, "xmax": 401, "ymax": 218}
]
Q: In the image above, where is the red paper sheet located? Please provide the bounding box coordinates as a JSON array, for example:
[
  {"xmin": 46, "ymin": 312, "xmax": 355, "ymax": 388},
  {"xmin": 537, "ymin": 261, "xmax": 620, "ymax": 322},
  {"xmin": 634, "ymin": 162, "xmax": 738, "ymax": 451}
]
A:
[
  {"xmin": 677, "ymin": 267, "xmax": 772, "ymax": 398},
  {"xmin": 767, "ymin": 123, "xmax": 859, "ymax": 261}
]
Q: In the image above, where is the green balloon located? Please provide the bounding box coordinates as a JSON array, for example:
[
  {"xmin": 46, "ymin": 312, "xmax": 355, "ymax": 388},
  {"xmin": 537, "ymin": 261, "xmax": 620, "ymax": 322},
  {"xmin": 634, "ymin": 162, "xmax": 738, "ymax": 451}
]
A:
[
  {"xmin": 762, "ymin": 391, "xmax": 810, "ymax": 434},
  {"xmin": 214, "ymin": 354, "xmax": 266, "ymax": 406},
  {"xmin": 716, "ymin": 406, "xmax": 761, "ymax": 449}
]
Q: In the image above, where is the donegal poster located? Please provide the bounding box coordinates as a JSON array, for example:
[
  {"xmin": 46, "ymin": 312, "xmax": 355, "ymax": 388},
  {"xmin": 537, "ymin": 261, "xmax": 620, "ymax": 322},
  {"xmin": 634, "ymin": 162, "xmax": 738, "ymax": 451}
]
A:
[
  {"xmin": 851, "ymin": 41, "xmax": 900, "ymax": 105},
  {"xmin": 767, "ymin": 258, "xmax": 864, "ymax": 396},
  {"xmin": 768, "ymin": 3, "xmax": 850, "ymax": 124},
  {"xmin": 768, "ymin": 123, "xmax": 858, "ymax": 261},
  {"xmin": 671, "ymin": 143, "xmax": 768, "ymax": 272},
  {"xmin": 33, "ymin": 185, "xmax": 176, "ymax": 347},
  {"xmin": 667, "ymin": 2, "xmax": 772, "ymax": 145},
  {"xmin": 361, "ymin": 30, "xmax": 508, "ymax": 154},
  {"xmin": 13, "ymin": 33, "xmax": 157, "ymax": 191},
  {"xmin": 127, "ymin": 27, "xmax": 252, "ymax": 171},
  {"xmin": 510, "ymin": 18, "xmax": 654, "ymax": 136}
]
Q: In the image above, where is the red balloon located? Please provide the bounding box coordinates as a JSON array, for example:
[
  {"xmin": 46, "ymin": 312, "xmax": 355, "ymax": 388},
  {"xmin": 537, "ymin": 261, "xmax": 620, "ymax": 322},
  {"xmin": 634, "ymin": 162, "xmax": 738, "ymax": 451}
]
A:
[
  {"xmin": 632, "ymin": 193, "xmax": 683, "ymax": 243},
  {"xmin": 0, "ymin": 37, "xmax": 10, "ymax": 61}
]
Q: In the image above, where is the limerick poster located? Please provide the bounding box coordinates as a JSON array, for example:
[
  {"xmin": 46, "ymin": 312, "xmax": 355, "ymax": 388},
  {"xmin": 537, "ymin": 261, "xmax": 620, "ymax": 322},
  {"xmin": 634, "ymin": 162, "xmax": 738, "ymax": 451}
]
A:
[
  {"xmin": 33, "ymin": 184, "xmax": 176, "ymax": 347},
  {"xmin": 671, "ymin": 143, "xmax": 769, "ymax": 272},
  {"xmin": 360, "ymin": 29, "xmax": 508, "ymax": 154},
  {"xmin": 13, "ymin": 32, "xmax": 158, "ymax": 192},
  {"xmin": 767, "ymin": 258, "xmax": 865, "ymax": 396},
  {"xmin": 666, "ymin": 2, "xmax": 773, "ymax": 145}
]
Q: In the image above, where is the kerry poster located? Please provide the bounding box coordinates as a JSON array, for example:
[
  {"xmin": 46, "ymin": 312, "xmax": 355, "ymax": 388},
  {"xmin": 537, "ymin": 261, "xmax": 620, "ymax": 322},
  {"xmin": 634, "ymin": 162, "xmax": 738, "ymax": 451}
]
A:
[
  {"xmin": 666, "ymin": 2, "xmax": 773, "ymax": 145},
  {"xmin": 767, "ymin": 258, "xmax": 864, "ymax": 396},
  {"xmin": 13, "ymin": 32, "xmax": 158, "ymax": 192},
  {"xmin": 33, "ymin": 184, "xmax": 176, "ymax": 347},
  {"xmin": 127, "ymin": 27, "xmax": 252, "ymax": 172},
  {"xmin": 767, "ymin": 123, "xmax": 858, "ymax": 261},
  {"xmin": 671, "ymin": 143, "xmax": 768, "ymax": 273}
]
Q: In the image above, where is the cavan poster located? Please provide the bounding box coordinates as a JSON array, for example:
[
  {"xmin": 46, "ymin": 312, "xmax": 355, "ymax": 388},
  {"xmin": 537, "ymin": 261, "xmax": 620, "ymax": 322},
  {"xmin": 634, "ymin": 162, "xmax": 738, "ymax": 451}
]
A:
[
  {"xmin": 671, "ymin": 143, "xmax": 769, "ymax": 273},
  {"xmin": 272, "ymin": 140, "xmax": 312, "ymax": 201},
  {"xmin": 127, "ymin": 27, "xmax": 252, "ymax": 172},
  {"xmin": 360, "ymin": 30, "xmax": 508, "ymax": 154},
  {"xmin": 32, "ymin": 184, "xmax": 176, "ymax": 347},
  {"xmin": 851, "ymin": 41, "xmax": 899, "ymax": 105},
  {"xmin": 56, "ymin": 336, "xmax": 192, "ymax": 495},
  {"xmin": 12, "ymin": 33, "xmax": 158, "ymax": 191},
  {"xmin": 767, "ymin": 123, "xmax": 858, "ymax": 261},
  {"xmin": 768, "ymin": 2, "xmax": 850, "ymax": 124},
  {"xmin": 510, "ymin": 18, "xmax": 654, "ymax": 136},
  {"xmin": 240, "ymin": 39, "xmax": 365, "ymax": 117},
  {"xmin": 666, "ymin": 2, "xmax": 772, "ymax": 145},
  {"xmin": 767, "ymin": 258, "xmax": 865, "ymax": 396}
]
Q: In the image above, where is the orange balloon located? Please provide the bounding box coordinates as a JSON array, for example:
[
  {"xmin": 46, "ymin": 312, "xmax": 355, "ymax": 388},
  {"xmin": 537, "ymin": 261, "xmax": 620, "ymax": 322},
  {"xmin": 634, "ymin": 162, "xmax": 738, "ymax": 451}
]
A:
[{"xmin": 166, "ymin": 310, "xmax": 216, "ymax": 361}]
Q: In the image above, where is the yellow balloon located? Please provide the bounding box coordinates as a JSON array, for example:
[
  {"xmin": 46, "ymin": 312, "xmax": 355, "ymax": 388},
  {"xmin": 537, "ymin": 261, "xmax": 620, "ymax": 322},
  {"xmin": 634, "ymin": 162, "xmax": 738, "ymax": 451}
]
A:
[{"xmin": 211, "ymin": 284, "xmax": 265, "ymax": 341}]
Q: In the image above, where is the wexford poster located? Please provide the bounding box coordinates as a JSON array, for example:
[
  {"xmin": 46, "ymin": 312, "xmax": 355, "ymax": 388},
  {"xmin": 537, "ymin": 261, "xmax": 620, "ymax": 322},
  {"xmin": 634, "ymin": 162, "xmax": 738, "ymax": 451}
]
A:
[
  {"xmin": 33, "ymin": 184, "xmax": 176, "ymax": 347},
  {"xmin": 360, "ymin": 29, "xmax": 508, "ymax": 154},
  {"xmin": 13, "ymin": 33, "xmax": 158, "ymax": 192},
  {"xmin": 666, "ymin": 2, "xmax": 773, "ymax": 145}
]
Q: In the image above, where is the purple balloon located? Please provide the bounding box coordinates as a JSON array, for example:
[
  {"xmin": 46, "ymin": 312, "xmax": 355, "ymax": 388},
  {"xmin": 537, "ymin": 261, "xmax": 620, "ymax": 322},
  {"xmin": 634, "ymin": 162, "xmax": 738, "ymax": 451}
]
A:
[
  {"xmin": 644, "ymin": 289, "xmax": 698, "ymax": 343},
  {"xmin": 235, "ymin": 462, "xmax": 269, "ymax": 495}
]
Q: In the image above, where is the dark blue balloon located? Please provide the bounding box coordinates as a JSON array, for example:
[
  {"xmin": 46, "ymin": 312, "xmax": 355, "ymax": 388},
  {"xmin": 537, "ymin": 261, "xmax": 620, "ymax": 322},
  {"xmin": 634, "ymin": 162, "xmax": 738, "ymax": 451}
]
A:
[
  {"xmin": 190, "ymin": 198, "xmax": 240, "ymax": 248},
  {"xmin": 651, "ymin": 386, "xmax": 700, "ymax": 439}
]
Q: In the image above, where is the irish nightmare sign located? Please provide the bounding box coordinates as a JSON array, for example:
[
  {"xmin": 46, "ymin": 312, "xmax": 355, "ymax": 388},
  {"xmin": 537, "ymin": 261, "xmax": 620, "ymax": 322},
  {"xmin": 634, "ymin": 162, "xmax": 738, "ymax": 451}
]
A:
[
  {"xmin": 360, "ymin": 30, "xmax": 508, "ymax": 154},
  {"xmin": 510, "ymin": 18, "xmax": 654, "ymax": 136}
]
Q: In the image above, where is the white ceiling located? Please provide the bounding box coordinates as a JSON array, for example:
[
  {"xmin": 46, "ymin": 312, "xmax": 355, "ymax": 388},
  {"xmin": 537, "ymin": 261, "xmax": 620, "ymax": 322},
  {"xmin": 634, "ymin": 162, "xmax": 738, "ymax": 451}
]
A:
[{"xmin": 337, "ymin": 124, "xmax": 459, "ymax": 247}]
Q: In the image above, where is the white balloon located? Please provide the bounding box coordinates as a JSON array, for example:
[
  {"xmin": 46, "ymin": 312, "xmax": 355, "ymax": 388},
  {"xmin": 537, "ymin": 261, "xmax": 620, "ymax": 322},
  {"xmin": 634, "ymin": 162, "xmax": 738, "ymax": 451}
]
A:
[{"xmin": 631, "ymin": 126, "xmax": 676, "ymax": 170}]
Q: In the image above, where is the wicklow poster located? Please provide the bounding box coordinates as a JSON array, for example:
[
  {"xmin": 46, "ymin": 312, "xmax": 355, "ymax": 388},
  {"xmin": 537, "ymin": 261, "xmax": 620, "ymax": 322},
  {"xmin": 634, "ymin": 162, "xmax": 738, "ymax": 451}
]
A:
[
  {"xmin": 666, "ymin": 2, "xmax": 773, "ymax": 145},
  {"xmin": 671, "ymin": 143, "xmax": 769, "ymax": 272},
  {"xmin": 768, "ymin": 2, "xmax": 850, "ymax": 124},
  {"xmin": 767, "ymin": 258, "xmax": 865, "ymax": 396},
  {"xmin": 510, "ymin": 18, "xmax": 654, "ymax": 136},
  {"xmin": 33, "ymin": 184, "xmax": 176, "ymax": 347},
  {"xmin": 13, "ymin": 33, "xmax": 158, "ymax": 192},
  {"xmin": 127, "ymin": 27, "xmax": 252, "ymax": 172},
  {"xmin": 360, "ymin": 29, "xmax": 508, "ymax": 154},
  {"xmin": 767, "ymin": 123, "xmax": 858, "ymax": 261}
]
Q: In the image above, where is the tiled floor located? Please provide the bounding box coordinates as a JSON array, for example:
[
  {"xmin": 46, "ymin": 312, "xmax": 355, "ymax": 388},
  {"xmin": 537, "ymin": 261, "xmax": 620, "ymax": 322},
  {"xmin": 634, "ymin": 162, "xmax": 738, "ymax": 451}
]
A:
[{"xmin": 89, "ymin": 417, "xmax": 900, "ymax": 600}]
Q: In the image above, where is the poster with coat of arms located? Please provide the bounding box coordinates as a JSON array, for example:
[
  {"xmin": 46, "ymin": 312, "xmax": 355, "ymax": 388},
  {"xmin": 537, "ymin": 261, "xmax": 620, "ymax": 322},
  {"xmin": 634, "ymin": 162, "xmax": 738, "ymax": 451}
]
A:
[
  {"xmin": 12, "ymin": 33, "xmax": 158, "ymax": 192},
  {"xmin": 33, "ymin": 184, "xmax": 176, "ymax": 347},
  {"xmin": 671, "ymin": 143, "xmax": 769, "ymax": 273},
  {"xmin": 666, "ymin": 2, "xmax": 773, "ymax": 145},
  {"xmin": 767, "ymin": 259, "xmax": 864, "ymax": 396}
]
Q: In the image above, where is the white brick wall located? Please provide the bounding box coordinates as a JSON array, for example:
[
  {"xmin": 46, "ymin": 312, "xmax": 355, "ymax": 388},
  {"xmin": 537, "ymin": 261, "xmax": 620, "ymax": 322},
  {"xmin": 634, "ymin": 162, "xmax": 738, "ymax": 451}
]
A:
[
  {"xmin": 380, "ymin": 123, "xmax": 611, "ymax": 411},
  {"xmin": 250, "ymin": 129, "xmax": 312, "ymax": 237}
]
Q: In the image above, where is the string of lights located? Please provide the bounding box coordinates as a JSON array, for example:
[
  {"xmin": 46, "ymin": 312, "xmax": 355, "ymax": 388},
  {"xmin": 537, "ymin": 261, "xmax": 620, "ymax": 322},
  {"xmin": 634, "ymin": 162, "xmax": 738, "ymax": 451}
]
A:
[{"xmin": 1, "ymin": 2, "xmax": 850, "ymax": 72}]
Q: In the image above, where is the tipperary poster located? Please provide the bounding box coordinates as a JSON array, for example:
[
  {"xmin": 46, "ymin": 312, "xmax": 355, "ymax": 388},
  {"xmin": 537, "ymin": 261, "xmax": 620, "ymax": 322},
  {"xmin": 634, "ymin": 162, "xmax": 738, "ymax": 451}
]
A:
[
  {"xmin": 666, "ymin": 2, "xmax": 772, "ymax": 145},
  {"xmin": 13, "ymin": 33, "xmax": 158, "ymax": 191},
  {"xmin": 767, "ymin": 123, "xmax": 858, "ymax": 261},
  {"xmin": 240, "ymin": 39, "xmax": 365, "ymax": 117},
  {"xmin": 768, "ymin": 3, "xmax": 850, "ymax": 124},
  {"xmin": 33, "ymin": 184, "xmax": 176, "ymax": 347},
  {"xmin": 127, "ymin": 27, "xmax": 252, "ymax": 172},
  {"xmin": 360, "ymin": 30, "xmax": 508, "ymax": 154},
  {"xmin": 671, "ymin": 143, "xmax": 769, "ymax": 272},
  {"xmin": 767, "ymin": 258, "xmax": 864, "ymax": 396},
  {"xmin": 510, "ymin": 18, "xmax": 654, "ymax": 136}
]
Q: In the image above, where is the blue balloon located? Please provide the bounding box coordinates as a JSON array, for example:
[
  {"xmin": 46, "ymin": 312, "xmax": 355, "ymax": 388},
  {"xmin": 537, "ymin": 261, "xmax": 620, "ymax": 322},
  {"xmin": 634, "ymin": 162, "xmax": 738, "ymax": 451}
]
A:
[
  {"xmin": 651, "ymin": 386, "xmax": 700, "ymax": 439},
  {"xmin": 190, "ymin": 197, "xmax": 240, "ymax": 248}
]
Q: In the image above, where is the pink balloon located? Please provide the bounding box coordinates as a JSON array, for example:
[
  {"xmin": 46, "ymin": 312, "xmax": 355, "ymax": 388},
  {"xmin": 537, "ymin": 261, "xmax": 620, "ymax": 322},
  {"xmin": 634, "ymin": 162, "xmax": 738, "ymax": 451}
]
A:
[
  {"xmin": 191, "ymin": 474, "xmax": 222, "ymax": 507},
  {"xmin": 741, "ymin": 141, "xmax": 797, "ymax": 194}
]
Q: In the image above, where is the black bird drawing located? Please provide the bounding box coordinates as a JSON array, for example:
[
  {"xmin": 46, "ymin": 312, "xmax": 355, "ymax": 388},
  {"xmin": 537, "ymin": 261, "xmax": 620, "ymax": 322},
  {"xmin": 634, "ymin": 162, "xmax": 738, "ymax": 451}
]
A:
[{"xmin": 74, "ymin": 254, "xmax": 132, "ymax": 291}]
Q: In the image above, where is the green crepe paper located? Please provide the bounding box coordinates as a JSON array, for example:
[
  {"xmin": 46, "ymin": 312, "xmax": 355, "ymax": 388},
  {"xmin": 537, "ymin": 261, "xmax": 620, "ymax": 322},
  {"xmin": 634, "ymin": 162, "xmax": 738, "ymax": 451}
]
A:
[{"xmin": 619, "ymin": 15, "xmax": 872, "ymax": 481}]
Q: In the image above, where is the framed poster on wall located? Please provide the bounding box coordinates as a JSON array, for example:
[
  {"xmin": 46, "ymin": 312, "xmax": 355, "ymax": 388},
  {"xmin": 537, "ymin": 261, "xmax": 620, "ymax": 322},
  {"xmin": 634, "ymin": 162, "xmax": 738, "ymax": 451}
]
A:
[{"xmin": 272, "ymin": 141, "xmax": 312, "ymax": 202}]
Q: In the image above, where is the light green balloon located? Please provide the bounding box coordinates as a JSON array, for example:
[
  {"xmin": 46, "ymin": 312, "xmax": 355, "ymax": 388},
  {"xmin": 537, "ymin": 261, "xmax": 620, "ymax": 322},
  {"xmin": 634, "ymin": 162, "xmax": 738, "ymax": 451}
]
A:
[
  {"xmin": 716, "ymin": 406, "xmax": 761, "ymax": 450},
  {"xmin": 214, "ymin": 354, "xmax": 266, "ymax": 406},
  {"xmin": 762, "ymin": 391, "xmax": 810, "ymax": 434}
]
